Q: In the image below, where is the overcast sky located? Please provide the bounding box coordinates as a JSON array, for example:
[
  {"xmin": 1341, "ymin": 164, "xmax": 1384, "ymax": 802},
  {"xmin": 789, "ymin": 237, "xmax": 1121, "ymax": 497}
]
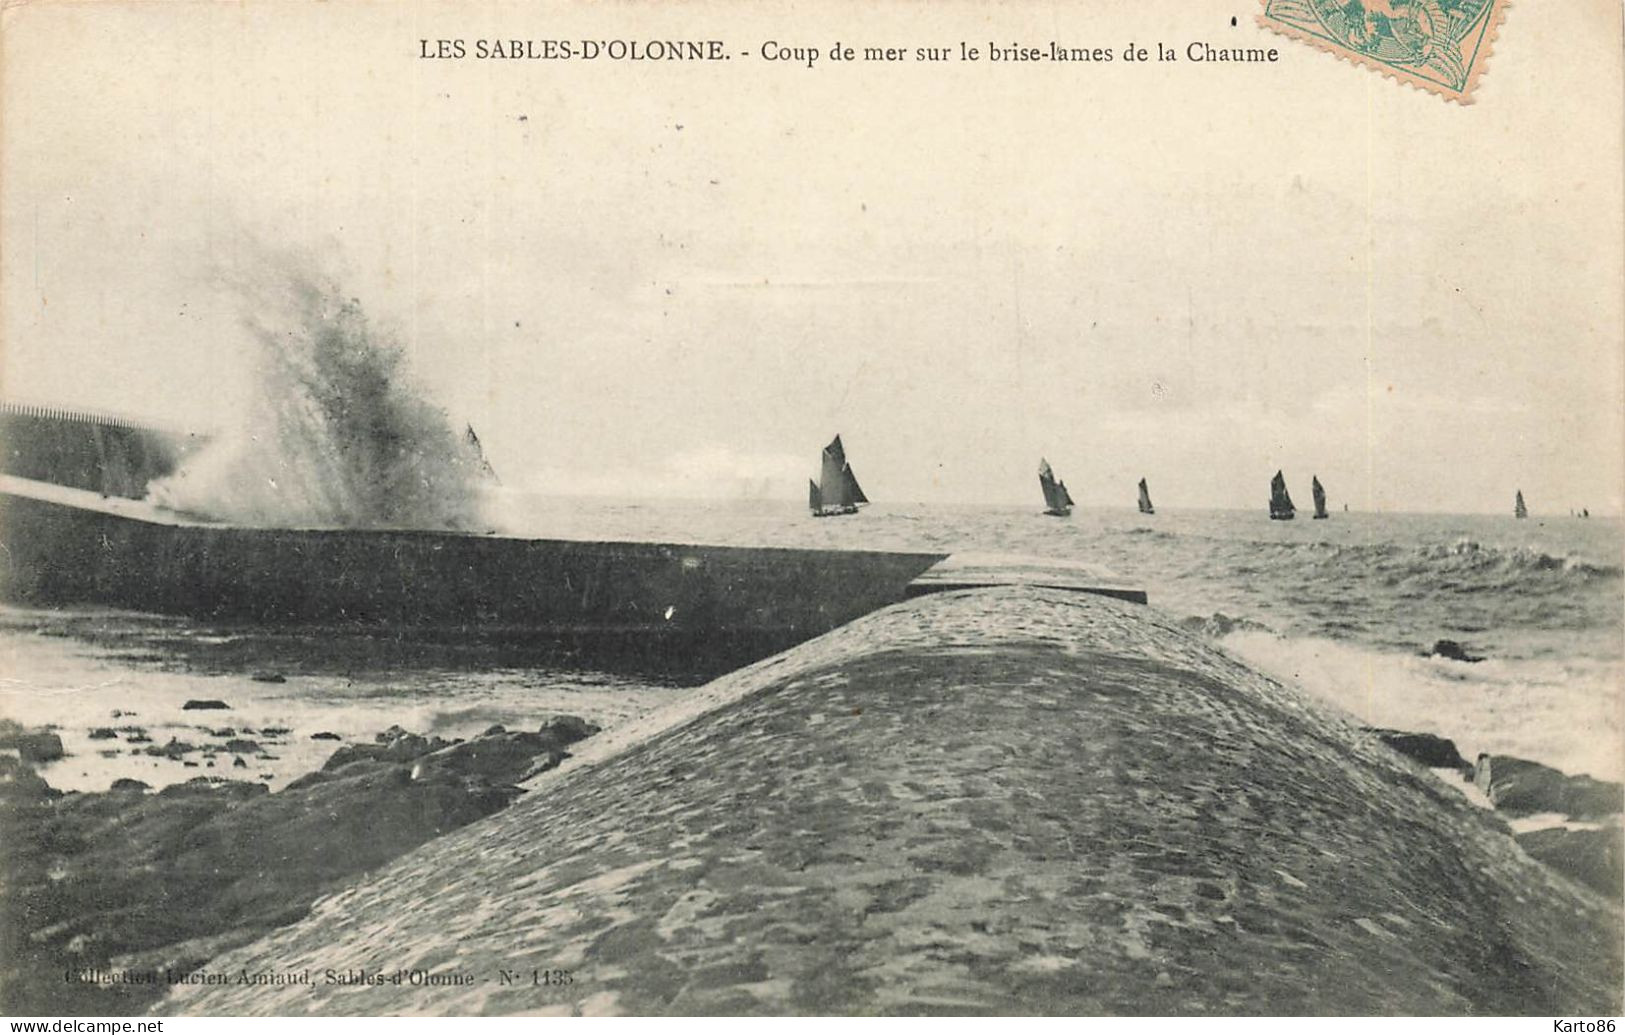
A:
[{"xmin": 3, "ymin": 0, "xmax": 1621, "ymax": 514}]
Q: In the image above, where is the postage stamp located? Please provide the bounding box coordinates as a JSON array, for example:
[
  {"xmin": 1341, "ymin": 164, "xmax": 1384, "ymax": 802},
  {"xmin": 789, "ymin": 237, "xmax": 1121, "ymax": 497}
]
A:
[{"xmin": 1258, "ymin": 0, "xmax": 1510, "ymax": 103}]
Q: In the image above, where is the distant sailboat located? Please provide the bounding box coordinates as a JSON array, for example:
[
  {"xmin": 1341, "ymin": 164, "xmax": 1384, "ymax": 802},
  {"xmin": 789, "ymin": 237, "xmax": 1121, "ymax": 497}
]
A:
[
  {"xmin": 1038, "ymin": 459, "xmax": 1075, "ymax": 517},
  {"xmin": 1514, "ymin": 490, "xmax": 1528, "ymax": 520},
  {"xmin": 1137, "ymin": 478, "xmax": 1155, "ymax": 515},
  {"xmin": 810, "ymin": 434, "xmax": 868, "ymax": 517},
  {"xmin": 1311, "ymin": 476, "xmax": 1328, "ymax": 519},
  {"xmin": 1269, "ymin": 471, "xmax": 1295, "ymax": 520}
]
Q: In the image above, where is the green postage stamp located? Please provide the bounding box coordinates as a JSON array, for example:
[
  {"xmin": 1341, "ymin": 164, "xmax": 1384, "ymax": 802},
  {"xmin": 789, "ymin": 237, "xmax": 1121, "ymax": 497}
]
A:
[{"xmin": 1258, "ymin": 0, "xmax": 1510, "ymax": 103}]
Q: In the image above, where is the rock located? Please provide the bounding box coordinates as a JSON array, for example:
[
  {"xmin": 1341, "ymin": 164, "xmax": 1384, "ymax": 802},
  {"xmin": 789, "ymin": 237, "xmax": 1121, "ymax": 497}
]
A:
[
  {"xmin": 233, "ymin": 757, "xmax": 247, "ymax": 769},
  {"xmin": 310, "ymin": 732, "xmax": 341, "ymax": 741},
  {"xmin": 144, "ymin": 739, "xmax": 197, "ymax": 760},
  {"xmin": 14, "ymin": 732, "xmax": 65, "ymax": 764},
  {"xmin": 1475, "ymin": 755, "xmax": 1624, "ymax": 820},
  {"xmin": 483, "ymin": 724, "xmax": 508, "ymax": 736},
  {"xmin": 0, "ymin": 721, "xmax": 65, "ymax": 763},
  {"xmin": 259, "ymin": 727, "xmax": 291, "ymax": 737},
  {"xmin": 0, "ymin": 715, "xmax": 601, "ymax": 1016},
  {"xmin": 538, "ymin": 714, "xmax": 601, "ymax": 748},
  {"xmin": 0, "ymin": 755, "xmax": 55, "ymax": 801},
  {"xmin": 517, "ymin": 754, "xmax": 571, "ymax": 783},
  {"xmin": 1517, "ymin": 824, "xmax": 1624, "ymax": 901},
  {"xmin": 206, "ymin": 728, "xmax": 237, "ymax": 738},
  {"xmin": 1428, "ymin": 639, "xmax": 1484, "ymax": 663},
  {"xmin": 156, "ymin": 777, "xmax": 269, "ymax": 801},
  {"xmin": 223, "ymin": 739, "xmax": 260, "ymax": 755},
  {"xmin": 250, "ymin": 671, "xmax": 286, "ymax": 684},
  {"xmin": 121, "ymin": 727, "xmax": 152, "ymax": 744},
  {"xmin": 326, "ymin": 730, "xmax": 453, "ymax": 772},
  {"xmin": 1180, "ymin": 612, "xmax": 1269, "ymax": 639},
  {"xmin": 181, "ymin": 700, "xmax": 231, "ymax": 711},
  {"xmin": 418, "ymin": 728, "xmax": 574, "ymax": 786},
  {"xmin": 1367, "ymin": 729, "xmax": 1471, "ymax": 774},
  {"xmin": 88, "ymin": 728, "xmax": 118, "ymax": 740}
]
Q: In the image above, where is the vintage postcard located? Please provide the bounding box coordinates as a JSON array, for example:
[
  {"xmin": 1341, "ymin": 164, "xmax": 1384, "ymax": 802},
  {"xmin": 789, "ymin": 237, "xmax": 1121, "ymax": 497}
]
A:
[{"xmin": 1, "ymin": 0, "xmax": 1621, "ymax": 1021}]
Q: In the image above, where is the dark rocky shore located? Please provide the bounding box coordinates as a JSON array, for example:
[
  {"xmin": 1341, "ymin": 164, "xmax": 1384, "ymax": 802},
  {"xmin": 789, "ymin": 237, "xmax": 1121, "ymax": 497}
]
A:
[
  {"xmin": 158, "ymin": 588, "xmax": 1622, "ymax": 1016},
  {"xmin": 0, "ymin": 715, "xmax": 598, "ymax": 1015},
  {"xmin": 1366, "ymin": 728, "xmax": 1624, "ymax": 900}
]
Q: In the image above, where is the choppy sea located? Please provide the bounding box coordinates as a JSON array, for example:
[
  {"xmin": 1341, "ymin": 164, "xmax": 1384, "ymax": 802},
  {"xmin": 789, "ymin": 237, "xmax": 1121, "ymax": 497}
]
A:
[{"xmin": 3, "ymin": 494, "xmax": 1620, "ymax": 793}]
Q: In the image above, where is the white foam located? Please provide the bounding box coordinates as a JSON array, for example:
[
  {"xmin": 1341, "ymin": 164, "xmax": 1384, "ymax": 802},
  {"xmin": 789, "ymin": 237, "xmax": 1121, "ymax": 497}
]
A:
[{"xmin": 1217, "ymin": 629, "xmax": 1624, "ymax": 782}]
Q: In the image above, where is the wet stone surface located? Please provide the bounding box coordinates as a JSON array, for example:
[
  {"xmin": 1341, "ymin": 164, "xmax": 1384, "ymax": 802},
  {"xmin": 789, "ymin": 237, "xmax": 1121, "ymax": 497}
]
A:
[{"xmin": 163, "ymin": 589, "xmax": 1622, "ymax": 1016}]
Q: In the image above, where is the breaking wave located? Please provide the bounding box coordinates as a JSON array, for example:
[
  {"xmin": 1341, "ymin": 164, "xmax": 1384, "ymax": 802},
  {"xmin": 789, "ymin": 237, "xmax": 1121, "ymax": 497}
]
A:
[
  {"xmin": 148, "ymin": 258, "xmax": 489, "ymax": 531},
  {"xmin": 1213, "ymin": 627, "xmax": 1624, "ymax": 782},
  {"xmin": 1202, "ymin": 537, "xmax": 1623, "ymax": 595},
  {"xmin": 1408, "ymin": 539, "xmax": 1620, "ymax": 580}
]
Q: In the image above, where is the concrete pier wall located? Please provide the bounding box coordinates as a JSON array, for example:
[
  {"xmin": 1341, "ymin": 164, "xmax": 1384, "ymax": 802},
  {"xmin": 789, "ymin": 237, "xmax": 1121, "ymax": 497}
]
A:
[
  {"xmin": 0, "ymin": 481, "xmax": 945, "ymax": 674},
  {"xmin": 0, "ymin": 402, "xmax": 208, "ymax": 499}
]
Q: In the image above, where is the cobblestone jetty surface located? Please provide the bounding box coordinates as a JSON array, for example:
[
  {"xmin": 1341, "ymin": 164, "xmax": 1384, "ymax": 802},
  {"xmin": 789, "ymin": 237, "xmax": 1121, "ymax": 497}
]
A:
[{"xmin": 161, "ymin": 589, "xmax": 1622, "ymax": 1016}]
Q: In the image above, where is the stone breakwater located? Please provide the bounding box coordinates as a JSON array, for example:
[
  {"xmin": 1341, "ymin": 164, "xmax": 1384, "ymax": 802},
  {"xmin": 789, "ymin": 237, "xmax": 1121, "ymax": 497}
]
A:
[{"xmin": 161, "ymin": 588, "xmax": 1622, "ymax": 1015}]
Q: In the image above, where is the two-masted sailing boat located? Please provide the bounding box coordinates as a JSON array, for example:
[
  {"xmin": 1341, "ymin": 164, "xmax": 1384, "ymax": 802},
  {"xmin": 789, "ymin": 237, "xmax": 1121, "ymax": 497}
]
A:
[
  {"xmin": 1311, "ymin": 476, "xmax": 1328, "ymax": 519},
  {"xmin": 1269, "ymin": 471, "xmax": 1295, "ymax": 520},
  {"xmin": 809, "ymin": 434, "xmax": 869, "ymax": 517},
  {"xmin": 1038, "ymin": 459, "xmax": 1075, "ymax": 517},
  {"xmin": 1137, "ymin": 478, "xmax": 1155, "ymax": 515},
  {"xmin": 1514, "ymin": 490, "xmax": 1528, "ymax": 520}
]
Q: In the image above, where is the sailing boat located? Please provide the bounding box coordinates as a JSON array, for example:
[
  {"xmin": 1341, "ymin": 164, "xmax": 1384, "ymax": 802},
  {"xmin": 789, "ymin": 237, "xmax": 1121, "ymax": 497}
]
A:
[
  {"xmin": 1137, "ymin": 478, "xmax": 1155, "ymax": 515},
  {"xmin": 1311, "ymin": 476, "xmax": 1328, "ymax": 519},
  {"xmin": 1038, "ymin": 459, "xmax": 1075, "ymax": 517},
  {"xmin": 1514, "ymin": 490, "xmax": 1528, "ymax": 519},
  {"xmin": 1269, "ymin": 470, "xmax": 1295, "ymax": 520},
  {"xmin": 809, "ymin": 434, "xmax": 869, "ymax": 517}
]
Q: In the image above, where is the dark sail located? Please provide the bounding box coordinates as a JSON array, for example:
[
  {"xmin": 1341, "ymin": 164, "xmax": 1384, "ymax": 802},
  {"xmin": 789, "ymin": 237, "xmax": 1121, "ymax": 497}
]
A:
[
  {"xmin": 820, "ymin": 436, "xmax": 850, "ymax": 507},
  {"xmin": 1311, "ymin": 476, "xmax": 1328, "ymax": 519},
  {"xmin": 809, "ymin": 478, "xmax": 821, "ymax": 511},
  {"xmin": 1270, "ymin": 470, "xmax": 1295, "ymax": 520},
  {"xmin": 1039, "ymin": 458, "xmax": 1071, "ymax": 516},
  {"xmin": 1515, "ymin": 490, "xmax": 1527, "ymax": 519},
  {"xmin": 812, "ymin": 434, "xmax": 866, "ymax": 516},
  {"xmin": 1137, "ymin": 478, "xmax": 1154, "ymax": 515},
  {"xmin": 845, "ymin": 465, "xmax": 869, "ymax": 505}
]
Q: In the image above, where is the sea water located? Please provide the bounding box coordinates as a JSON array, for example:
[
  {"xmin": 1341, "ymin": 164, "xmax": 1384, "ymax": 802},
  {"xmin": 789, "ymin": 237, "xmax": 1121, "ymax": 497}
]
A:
[
  {"xmin": 2, "ymin": 495, "xmax": 1619, "ymax": 792},
  {"xmin": 493, "ymin": 494, "xmax": 1624, "ymax": 782}
]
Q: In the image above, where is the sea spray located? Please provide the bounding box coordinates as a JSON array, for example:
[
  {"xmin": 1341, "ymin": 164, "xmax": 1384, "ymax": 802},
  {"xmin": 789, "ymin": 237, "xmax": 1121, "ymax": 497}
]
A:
[
  {"xmin": 1213, "ymin": 627, "xmax": 1625, "ymax": 782},
  {"xmin": 148, "ymin": 263, "xmax": 489, "ymax": 531}
]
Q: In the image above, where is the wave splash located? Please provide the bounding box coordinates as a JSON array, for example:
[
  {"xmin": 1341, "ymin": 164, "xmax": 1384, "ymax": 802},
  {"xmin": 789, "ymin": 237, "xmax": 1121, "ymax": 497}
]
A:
[{"xmin": 148, "ymin": 263, "xmax": 489, "ymax": 531}]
